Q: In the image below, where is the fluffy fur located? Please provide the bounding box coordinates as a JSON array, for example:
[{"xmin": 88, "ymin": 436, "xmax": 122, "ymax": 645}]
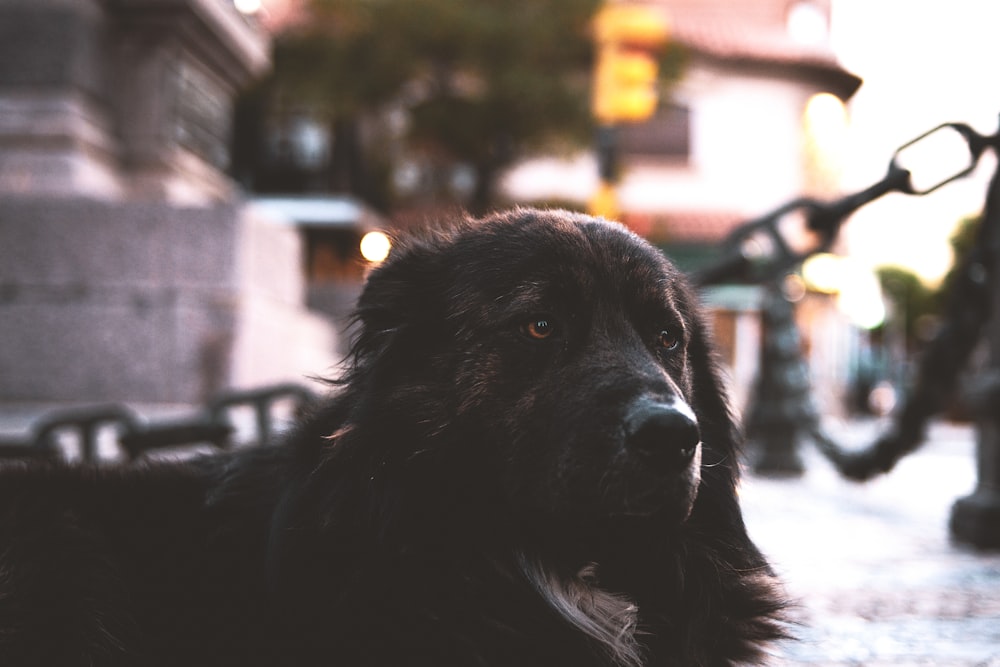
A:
[{"xmin": 0, "ymin": 209, "xmax": 786, "ymax": 666}]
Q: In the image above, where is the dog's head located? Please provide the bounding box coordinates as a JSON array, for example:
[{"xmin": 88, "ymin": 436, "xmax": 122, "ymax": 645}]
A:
[{"xmin": 345, "ymin": 208, "xmax": 739, "ymax": 532}]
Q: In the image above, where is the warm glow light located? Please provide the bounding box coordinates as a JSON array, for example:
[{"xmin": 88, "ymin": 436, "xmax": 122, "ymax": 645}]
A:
[
  {"xmin": 234, "ymin": 0, "xmax": 262, "ymax": 14},
  {"xmin": 837, "ymin": 270, "xmax": 886, "ymax": 330},
  {"xmin": 360, "ymin": 231, "xmax": 391, "ymax": 263},
  {"xmin": 803, "ymin": 92, "xmax": 849, "ymax": 189},
  {"xmin": 802, "ymin": 253, "xmax": 886, "ymax": 329},
  {"xmin": 801, "ymin": 253, "xmax": 842, "ymax": 294},
  {"xmin": 805, "ymin": 93, "xmax": 847, "ymax": 135}
]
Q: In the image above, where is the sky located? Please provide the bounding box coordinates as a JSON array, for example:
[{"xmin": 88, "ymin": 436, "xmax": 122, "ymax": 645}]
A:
[{"xmin": 831, "ymin": 0, "xmax": 1000, "ymax": 285}]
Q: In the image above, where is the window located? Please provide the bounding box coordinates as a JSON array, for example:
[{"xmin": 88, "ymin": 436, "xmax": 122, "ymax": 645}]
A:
[{"xmin": 618, "ymin": 103, "xmax": 691, "ymax": 161}]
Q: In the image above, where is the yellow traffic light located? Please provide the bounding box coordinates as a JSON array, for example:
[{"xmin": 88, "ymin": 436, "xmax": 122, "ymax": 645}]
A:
[
  {"xmin": 591, "ymin": 4, "xmax": 669, "ymax": 124},
  {"xmin": 592, "ymin": 47, "xmax": 659, "ymax": 123}
]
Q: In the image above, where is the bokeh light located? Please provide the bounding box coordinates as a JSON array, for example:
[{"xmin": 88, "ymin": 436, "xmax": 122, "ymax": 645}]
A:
[
  {"xmin": 234, "ymin": 0, "xmax": 262, "ymax": 15},
  {"xmin": 360, "ymin": 231, "xmax": 392, "ymax": 263}
]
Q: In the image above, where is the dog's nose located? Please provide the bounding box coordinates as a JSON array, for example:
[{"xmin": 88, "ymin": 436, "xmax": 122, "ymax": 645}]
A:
[{"xmin": 625, "ymin": 400, "xmax": 701, "ymax": 469}]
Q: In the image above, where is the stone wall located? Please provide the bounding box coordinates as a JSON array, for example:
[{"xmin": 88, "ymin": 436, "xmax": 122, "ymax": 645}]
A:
[{"xmin": 0, "ymin": 196, "xmax": 337, "ymax": 404}]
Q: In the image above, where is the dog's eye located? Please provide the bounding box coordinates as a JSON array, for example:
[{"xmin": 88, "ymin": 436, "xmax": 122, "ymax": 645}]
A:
[
  {"xmin": 657, "ymin": 329, "xmax": 680, "ymax": 351},
  {"xmin": 523, "ymin": 318, "xmax": 556, "ymax": 340}
]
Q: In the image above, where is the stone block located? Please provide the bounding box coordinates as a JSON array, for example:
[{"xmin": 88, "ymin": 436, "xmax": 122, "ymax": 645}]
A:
[
  {"xmin": 0, "ymin": 2, "xmax": 105, "ymax": 92},
  {"xmin": 0, "ymin": 0, "xmax": 270, "ymax": 203},
  {"xmin": 0, "ymin": 196, "xmax": 338, "ymax": 404}
]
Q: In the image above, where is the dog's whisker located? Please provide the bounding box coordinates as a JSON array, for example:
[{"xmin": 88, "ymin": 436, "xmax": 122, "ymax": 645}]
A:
[{"xmin": 700, "ymin": 453, "xmax": 730, "ymax": 469}]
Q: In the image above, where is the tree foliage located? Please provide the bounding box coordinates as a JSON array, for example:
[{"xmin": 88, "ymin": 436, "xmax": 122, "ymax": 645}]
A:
[
  {"xmin": 939, "ymin": 214, "xmax": 980, "ymax": 295},
  {"xmin": 265, "ymin": 0, "xmax": 603, "ymax": 212},
  {"xmin": 875, "ymin": 265, "xmax": 935, "ymax": 346}
]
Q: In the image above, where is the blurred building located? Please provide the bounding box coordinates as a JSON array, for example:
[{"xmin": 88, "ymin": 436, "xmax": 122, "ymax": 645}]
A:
[
  {"xmin": 249, "ymin": 194, "xmax": 389, "ymax": 354},
  {"xmin": 503, "ymin": 0, "xmax": 861, "ymax": 412},
  {"xmin": 507, "ymin": 0, "xmax": 858, "ymax": 231},
  {"xmin": 0, "ymin": 0, "xmax": 338, "ymax": 405},
  {"xmin": 201, "ymin": 0, "xmax": 865, "ymax": 415}
]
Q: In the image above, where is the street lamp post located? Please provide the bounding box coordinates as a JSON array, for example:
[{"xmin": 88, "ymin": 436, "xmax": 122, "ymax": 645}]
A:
[
  {"xmin": 744, "ymin": 281, "xmax": 812, "ymax": 476},
  {"xmin": 588, "ymin": 3, "xmax": 669, "ymax": 219}
]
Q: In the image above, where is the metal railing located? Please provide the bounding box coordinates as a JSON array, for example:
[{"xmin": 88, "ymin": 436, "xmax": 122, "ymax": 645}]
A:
[{"xmin": 0, "ymin": 383, "xmax": 318, "ymax": 463}]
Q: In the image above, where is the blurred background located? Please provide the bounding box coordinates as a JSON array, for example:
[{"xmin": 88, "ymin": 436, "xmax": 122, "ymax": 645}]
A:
[
  {"xmin": 1, "ymin": 1, "xmax": 999, "ymax": 662},
  {"xmin": 2, "ymin": 0, "xmax": 998, "ymax": 419}
]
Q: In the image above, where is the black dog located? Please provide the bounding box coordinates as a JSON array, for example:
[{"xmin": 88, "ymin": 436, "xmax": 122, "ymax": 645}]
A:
[{"xmin": 0, "ymin": 209, "xmax": 785, "ymax": 666}]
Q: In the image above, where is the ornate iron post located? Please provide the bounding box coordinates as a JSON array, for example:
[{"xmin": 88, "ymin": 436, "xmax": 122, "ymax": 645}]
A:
[
  {"xmin": 950, "ymin": 150, "xmax": 1000, "ymax": 549},
  {"xmin": 744, "ymin": 281, "xmax": 812, "ymax": 476}
]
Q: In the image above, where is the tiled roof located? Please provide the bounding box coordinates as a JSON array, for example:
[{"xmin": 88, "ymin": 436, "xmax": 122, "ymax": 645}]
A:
[{"xmin": 623, "ymin": 209, "xmax": 746, "ymax": 243}]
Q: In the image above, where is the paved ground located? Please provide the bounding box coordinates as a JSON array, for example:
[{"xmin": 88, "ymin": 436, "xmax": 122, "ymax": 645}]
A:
[{"xmin": 741, "ymin": 419, "xmax": 1000, "ymax": 666}]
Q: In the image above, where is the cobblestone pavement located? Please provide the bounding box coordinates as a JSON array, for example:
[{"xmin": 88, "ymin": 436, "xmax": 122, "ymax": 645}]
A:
[{"xmin": 740, "ymin": 419, "xmax": 1000, "ymax": 666}]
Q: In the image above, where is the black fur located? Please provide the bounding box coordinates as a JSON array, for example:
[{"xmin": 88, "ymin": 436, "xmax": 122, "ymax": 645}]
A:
[{"xmin": 0, "ymin": 209, "xmax": 786, "ymax": 666}]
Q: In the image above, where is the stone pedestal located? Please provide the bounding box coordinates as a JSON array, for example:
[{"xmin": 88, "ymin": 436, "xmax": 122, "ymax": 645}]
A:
[
  {"xmin": 0, "ymin": 0, "xmax": 268, "ymax": 203},
  {"xmin": 0, "ymin": 198, "xmax": 337, "ymax": 403},
  {"xmin": 0, "ymin": 0, "xmax": 339, "ymax": 405}
]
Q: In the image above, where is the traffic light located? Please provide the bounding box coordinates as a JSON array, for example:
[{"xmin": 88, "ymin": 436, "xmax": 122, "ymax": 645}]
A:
[
  {"xmin": 589, "ymin": 3, "xmax": 669, "ymax": 219},
  {"xmin": 591, "ymin": 4, "xmax": 669, "ymax": 125}
]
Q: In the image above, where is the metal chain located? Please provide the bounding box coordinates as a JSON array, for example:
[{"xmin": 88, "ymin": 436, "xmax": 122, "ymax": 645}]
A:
[
  {"xmin": 695, "ymin": 119, "xmax": 1000, "ymax": 480},
  {"xmin": 695, "ymin": 122, "xmax": 997, "ymax": 289},
  {"xmin": 815, "ymin": 203, "xmax": 995, "ymax": 478}
]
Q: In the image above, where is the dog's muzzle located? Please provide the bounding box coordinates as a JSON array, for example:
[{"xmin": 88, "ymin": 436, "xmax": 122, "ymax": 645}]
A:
[{"xmin": 624, "ymin": 397, "xmax": 701, "ymax": 471}]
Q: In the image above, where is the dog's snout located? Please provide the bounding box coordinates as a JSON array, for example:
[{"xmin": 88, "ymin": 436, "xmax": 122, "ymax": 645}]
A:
[{"xmin": 625, "ymin": 400, "xmax": 701, "ymax": 469}]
